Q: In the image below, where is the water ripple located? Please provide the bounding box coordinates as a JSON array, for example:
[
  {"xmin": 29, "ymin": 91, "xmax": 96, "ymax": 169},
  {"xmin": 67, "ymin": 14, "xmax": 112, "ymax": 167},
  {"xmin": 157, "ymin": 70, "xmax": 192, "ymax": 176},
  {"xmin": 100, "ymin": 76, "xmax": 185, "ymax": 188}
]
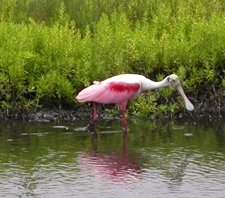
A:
[{"xmin": 0, "ymin": 121, "xmax": 225, "ymax": 198}]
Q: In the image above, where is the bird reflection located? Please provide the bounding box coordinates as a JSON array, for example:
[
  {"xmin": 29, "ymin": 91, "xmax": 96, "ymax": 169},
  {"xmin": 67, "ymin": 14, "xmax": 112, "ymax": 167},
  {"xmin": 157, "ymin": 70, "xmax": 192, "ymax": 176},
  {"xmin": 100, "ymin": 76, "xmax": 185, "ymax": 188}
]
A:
[{"xmin": 77, "ymin": 130, "xmax": 142, "ymax": 181}]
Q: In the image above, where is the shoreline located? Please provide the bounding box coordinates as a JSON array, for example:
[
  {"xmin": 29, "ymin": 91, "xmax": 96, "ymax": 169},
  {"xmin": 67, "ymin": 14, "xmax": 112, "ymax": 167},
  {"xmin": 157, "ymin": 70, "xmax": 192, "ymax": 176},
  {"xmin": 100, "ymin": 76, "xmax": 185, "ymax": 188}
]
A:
[{"xmin": 0, "ymin": 105, "xmax": 224, "ymax": 123}]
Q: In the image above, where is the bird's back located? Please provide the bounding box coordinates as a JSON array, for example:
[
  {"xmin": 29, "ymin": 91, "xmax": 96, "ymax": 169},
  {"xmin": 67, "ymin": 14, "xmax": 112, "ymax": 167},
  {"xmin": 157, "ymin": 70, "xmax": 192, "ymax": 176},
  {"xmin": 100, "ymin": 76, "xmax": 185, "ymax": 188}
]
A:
[
  {"xmin": 76, "ymin": 74, "xmax": 145, "ymax": 104},
  {"xmin": 102, "ymin": 74, "xmax": 146, "ymax": 84}
]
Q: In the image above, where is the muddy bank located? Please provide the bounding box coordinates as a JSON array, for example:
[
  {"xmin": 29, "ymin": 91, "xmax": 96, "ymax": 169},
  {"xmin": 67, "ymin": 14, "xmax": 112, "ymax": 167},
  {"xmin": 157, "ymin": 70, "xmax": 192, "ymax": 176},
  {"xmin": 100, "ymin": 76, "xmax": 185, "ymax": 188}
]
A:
[
  {"xmin": 1, "ymin": 85, "xmax": 225, "ymax": 122},
  {"xmin": 0, "ymin": 101, "xmax": 224, "ymax": 123}
]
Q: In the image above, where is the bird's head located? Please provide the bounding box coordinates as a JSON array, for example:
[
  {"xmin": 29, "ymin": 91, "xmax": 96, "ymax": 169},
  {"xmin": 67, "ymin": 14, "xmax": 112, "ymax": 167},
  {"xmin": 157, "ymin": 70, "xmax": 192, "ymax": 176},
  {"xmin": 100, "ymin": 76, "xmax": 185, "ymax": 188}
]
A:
[
  {"xmin": 167, "ymin": 74, "xmax": 181, "ymax": 87},
  {"xmin": 167, "ymin": 74, "xmax": 194, "ymax": 111}
]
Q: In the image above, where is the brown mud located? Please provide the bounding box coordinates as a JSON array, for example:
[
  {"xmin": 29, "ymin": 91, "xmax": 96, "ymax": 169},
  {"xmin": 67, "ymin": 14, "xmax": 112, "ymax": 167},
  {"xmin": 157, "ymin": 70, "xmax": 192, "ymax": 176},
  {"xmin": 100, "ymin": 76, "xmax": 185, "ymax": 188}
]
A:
[
  {"xmin": 0, "ymin": 103, "xmax": 224, "ymax": 123},
  {"xmin": 0, "ymin": 85, "xmax": 225, "ymax": 123}
]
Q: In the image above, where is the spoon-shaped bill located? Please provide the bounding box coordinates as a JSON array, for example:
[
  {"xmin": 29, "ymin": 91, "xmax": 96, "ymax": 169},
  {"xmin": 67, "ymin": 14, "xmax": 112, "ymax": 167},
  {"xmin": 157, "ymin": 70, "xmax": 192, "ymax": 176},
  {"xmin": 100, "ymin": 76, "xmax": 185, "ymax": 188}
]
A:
[{"xmin": 176, "ymin": 85, "xmax": 194, "ymax": 111}]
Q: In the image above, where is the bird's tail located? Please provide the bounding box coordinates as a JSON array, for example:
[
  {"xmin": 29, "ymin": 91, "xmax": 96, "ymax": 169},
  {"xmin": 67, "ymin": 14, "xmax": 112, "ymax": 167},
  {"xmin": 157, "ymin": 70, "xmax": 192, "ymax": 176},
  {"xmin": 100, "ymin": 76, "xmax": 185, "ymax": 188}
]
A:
[{"xmin": 76, "ymin": 84, "xmax": 102, "ymax": 103}]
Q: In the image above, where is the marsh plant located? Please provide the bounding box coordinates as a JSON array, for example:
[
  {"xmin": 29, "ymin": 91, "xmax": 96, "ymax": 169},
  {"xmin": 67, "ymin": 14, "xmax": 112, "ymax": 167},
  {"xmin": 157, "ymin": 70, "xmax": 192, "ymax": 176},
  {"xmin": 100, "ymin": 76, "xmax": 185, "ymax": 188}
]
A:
[{"xmin": 0, "ymin": 0, "xmax": 224, "ymax": 118}]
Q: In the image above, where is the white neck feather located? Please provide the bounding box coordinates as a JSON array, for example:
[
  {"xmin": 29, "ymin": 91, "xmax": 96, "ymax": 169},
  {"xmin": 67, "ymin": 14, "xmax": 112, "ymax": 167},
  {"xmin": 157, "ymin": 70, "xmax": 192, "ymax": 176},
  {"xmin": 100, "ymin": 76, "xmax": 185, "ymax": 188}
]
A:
[{"xmin": 144, "ymin": 77, "xmax": 170, "ymax": 91}]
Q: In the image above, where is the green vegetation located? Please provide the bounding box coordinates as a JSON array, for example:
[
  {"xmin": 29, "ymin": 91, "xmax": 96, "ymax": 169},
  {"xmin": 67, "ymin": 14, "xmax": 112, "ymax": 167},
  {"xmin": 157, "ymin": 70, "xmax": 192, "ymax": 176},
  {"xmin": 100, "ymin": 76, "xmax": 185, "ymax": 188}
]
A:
[{"xmin": 0, "ymin": 0, "xmax": 225, "ymax": 118}]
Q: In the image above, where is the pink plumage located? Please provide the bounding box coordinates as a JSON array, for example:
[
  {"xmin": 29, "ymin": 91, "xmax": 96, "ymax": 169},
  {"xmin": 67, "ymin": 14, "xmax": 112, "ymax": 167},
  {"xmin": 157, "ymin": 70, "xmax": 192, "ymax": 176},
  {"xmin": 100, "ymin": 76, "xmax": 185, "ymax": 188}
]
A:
[
  {"xmin": 76, "ymin": 73, "xmax": 194, "ymax": 130},
  {"xmin": 76, "ymin": 81, "xmax": 140, "ymax": 104},
  {"xmin": 76, "ymin": 74, "xmax": 146, "ymax": 130}
]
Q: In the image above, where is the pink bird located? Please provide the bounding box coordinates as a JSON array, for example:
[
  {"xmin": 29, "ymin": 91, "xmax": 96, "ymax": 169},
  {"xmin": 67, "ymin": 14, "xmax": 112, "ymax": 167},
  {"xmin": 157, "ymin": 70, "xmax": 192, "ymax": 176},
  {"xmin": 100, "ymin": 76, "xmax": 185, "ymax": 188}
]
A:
[{"xmin": 76, "ymin": 74, "xmax": 194, "ymax": 130}]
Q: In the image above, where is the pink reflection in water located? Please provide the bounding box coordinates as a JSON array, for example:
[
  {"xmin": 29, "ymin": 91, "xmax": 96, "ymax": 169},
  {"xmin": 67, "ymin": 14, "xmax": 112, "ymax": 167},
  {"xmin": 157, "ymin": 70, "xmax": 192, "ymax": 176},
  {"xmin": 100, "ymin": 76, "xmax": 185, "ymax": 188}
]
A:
[{"xmin": 77, "ymin": 133, "xmax": 142, "ymax": 181}]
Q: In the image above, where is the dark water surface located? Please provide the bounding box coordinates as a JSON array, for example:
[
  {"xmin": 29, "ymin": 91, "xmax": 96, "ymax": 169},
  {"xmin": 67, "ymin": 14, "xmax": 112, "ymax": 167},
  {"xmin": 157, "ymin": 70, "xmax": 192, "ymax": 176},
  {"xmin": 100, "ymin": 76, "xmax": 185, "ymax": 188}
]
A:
[{"xmin": 0, "ymin": 119, "xmax": 225, "ymax": 198}]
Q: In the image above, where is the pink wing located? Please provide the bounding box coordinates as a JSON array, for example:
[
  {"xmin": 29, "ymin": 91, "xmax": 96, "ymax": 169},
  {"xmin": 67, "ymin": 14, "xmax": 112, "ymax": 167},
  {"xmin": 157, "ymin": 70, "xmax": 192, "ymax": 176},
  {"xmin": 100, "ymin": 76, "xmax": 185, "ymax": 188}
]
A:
[{"xmin": 76, "ymin": 81, "xmax": 140, "ymax": 104}]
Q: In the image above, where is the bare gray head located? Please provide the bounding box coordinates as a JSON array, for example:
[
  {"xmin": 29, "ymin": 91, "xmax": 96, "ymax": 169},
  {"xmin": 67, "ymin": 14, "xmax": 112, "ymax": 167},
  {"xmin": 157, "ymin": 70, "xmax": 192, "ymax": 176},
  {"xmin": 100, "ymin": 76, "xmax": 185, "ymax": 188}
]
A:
[
  {"xmin": 167, "ymin": 74, "xmax": 194, "ymax": 111},
  {"xmin": 167, "ymin": 74, "xmax": 181, "ymax": 87}
]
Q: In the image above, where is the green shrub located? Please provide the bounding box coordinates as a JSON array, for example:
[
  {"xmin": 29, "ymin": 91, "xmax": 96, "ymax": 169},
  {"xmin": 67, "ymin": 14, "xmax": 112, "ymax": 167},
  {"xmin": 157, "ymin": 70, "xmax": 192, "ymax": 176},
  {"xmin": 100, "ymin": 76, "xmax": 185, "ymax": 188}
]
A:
[
  {"xmin": 0, "ymin": 0, "xmax": 224, "ymax": 117},
  {"xmin": 37, "ymin": 71, "xmax": 74, "ymax": 107}
]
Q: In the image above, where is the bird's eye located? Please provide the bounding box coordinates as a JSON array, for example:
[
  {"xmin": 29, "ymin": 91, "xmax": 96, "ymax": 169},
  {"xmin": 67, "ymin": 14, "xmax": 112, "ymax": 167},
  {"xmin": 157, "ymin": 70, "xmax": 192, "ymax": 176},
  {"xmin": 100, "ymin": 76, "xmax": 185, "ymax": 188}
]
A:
[{"xmin": 167, "ymin": 77, "xmax": 171, "ymax": 82}]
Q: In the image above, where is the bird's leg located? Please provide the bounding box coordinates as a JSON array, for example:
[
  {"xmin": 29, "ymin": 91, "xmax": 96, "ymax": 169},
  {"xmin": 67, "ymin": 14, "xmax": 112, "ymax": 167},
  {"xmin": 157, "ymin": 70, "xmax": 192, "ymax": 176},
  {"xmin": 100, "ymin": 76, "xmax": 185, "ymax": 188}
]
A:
[
  {"xmin": 92, "ymin": 102, "xmax": 98, "ymax": 121},
  {"xmin": 86, "ymin": 102, "xmax": 98, "ymax": 130},
  {"xmin": 120, "ymin": 102, "xmax": 128, "ymax": 132}
]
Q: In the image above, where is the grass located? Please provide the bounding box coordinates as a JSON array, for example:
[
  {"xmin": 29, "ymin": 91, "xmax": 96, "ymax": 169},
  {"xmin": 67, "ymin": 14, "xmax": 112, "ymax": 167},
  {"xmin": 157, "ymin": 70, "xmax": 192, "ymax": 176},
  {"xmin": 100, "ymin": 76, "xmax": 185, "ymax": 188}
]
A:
[{"xmin": 0, "ymin": 0, "xmax": 224, "ymax": 118}]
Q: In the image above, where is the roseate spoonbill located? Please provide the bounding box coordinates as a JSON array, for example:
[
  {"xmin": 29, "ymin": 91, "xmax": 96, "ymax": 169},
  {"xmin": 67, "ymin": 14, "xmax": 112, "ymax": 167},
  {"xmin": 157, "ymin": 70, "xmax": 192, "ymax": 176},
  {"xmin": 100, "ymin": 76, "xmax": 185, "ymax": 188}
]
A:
[{"xmin": 76, "ymin": 74, "xmax": 194, "ymax": 130}]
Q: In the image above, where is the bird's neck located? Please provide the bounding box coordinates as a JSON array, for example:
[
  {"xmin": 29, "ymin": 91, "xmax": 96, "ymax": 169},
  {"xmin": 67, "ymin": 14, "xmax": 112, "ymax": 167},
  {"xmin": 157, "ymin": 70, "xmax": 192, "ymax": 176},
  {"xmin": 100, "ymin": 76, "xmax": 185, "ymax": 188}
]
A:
[{"xmin": 145, "ymin": 77, "xmax": 170, "ymax": 90}]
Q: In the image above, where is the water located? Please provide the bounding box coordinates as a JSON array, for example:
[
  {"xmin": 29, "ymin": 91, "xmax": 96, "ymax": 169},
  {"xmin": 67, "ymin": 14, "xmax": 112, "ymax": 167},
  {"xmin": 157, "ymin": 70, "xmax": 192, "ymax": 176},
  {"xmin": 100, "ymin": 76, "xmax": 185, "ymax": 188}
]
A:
[{"xmin": 0, "ymin": 120, "xmax": 225, "ymax": 198}]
